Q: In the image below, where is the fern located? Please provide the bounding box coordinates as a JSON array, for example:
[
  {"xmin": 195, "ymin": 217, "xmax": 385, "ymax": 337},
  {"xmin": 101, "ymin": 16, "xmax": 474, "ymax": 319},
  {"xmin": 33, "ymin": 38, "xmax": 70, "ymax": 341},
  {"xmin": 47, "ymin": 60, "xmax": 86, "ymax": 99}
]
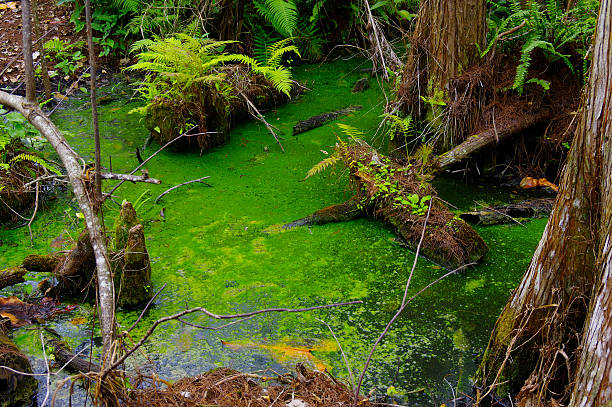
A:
[
  {"xmin": 337, "ymin": 123, "xmax": 364, "ymax": 140},
  {"xmin": 10, "ymin": 153, "xmax": 61, "ymax": 175},
  {"xmin": 253, "ymin": 0, "xmax": 298, "ymax": 37},
  {"xmin": 304, "ymin": 152, "xmax": 340, "ymax": 179},
  {"xmin": 484, "ymin": 0, "xmax": 597, "ymax": 92},
  {"xmin": 128, "ymin": 33, "xmax": 296, "ymax": 116},
  {"xmin": 383, "ymin": 114, "xmax": 414, "ymax": 141}
]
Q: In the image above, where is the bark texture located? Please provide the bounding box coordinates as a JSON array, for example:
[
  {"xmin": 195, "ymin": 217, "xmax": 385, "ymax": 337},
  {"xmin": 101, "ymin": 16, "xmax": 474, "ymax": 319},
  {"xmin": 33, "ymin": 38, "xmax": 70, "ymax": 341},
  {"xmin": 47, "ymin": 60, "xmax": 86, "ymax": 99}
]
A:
[
  {"xmin": 477, "ymin": 2, "xmax": 612, "ymax": 405},
  {"xmin": 396, "ymin": 0, "xmax": 486, "ymax": 151}
]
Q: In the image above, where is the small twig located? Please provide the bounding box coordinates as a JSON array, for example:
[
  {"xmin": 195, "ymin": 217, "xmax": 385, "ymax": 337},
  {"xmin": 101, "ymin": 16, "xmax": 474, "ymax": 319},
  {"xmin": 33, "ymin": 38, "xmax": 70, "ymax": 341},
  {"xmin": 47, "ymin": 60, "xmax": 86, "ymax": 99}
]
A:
[
  {"xmin": 41, "ymin": 332, "xmax": 51, "ymax": 407},
  {"xmin": 126, "ymin": 283, "xmax": 167, "ymax": 334},
  {"xmin": 102, "ymin": 300, "xmax": 362, "ymax": 380},
  {"xmin": 475, "ymin": 200, "xmax": 527, "ymax": 228},
  {"xmin": 28, "ymin": 182, "xmax": 40, "ymax": 245},
  {"xmin": 316, "ymin": 317, "xmax": 355, "ymax": 390},
  {"xmin": 22, "ymin": 174, "xmax": 66, "ymax": 189},
  {"xmin": 238, "ymin": 90, "xmax": 285, "ymax": 153},
  {"xmin": 104, "ymin": 126, "xmax": 201, "ymax": 198},
  {"xmin": 154, "ymin": 176, "xmax": 211, "ymax": 204}
]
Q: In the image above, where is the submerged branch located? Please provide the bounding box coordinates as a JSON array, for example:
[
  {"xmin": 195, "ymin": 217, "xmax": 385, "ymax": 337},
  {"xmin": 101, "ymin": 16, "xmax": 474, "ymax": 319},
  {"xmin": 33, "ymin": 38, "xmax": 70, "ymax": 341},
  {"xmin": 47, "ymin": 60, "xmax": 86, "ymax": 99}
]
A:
[
  {"xmin": 102, "ymin": 300, "xmax": 363, "ymax": 380},
  {"xmin": 154, "ymin": 176, "xmax": 211, "ymax": 204}
]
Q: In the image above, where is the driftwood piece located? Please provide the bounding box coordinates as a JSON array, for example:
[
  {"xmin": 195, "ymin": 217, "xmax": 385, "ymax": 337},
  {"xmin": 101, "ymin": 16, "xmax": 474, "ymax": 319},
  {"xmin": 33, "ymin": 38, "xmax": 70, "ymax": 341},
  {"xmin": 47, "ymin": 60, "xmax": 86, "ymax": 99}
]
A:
[
  {"xmin": 460, "ymin": 199, "xmax": 554, "ymax": 225},
  {"xmin": 99, "ymin": 172, "xmax": 161, "ymax": 184},
  {"xmin": 352, "ymin": 78, "xmax": 370, "ymax": 93},
  {"xmin": 49, "ymin": 338, "xmax": 100, "ymax": 373},
  {"xmin": 293, "ymin": 106, "xmax": 363, "ymax": 135},
  {"xmin": 0, "ymin": 322, "xmax": 38, "ymax": 406},
  {"xmin": 437, "ymin": 110, "xmax": 553, "ymax": 169},
  {"xmin": 0, "ymin": 267, "xmax": 27, "ymax": 290}
]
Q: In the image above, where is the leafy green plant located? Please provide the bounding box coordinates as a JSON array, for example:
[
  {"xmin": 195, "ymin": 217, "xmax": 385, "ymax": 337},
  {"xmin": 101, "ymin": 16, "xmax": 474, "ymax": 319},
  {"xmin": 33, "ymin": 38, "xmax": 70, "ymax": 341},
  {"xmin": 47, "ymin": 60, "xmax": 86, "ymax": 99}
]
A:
[
  {"xmin": 254, "ymin": 0, "xmax": 298, "ymax": 37},
  {"xmin": 483, "ymin": 0, "xmax": 598, "ymax": 93},
  {"xmin": 43, "ymin": 39, "xmax": 86, "ymax": 77},
  {"xmin": 0, "ymin": 108, "xmax": 60, "ymax": 176},
  {"xmin": 128, "ymin": 33, "xmax": 297, "ymax": 113}
]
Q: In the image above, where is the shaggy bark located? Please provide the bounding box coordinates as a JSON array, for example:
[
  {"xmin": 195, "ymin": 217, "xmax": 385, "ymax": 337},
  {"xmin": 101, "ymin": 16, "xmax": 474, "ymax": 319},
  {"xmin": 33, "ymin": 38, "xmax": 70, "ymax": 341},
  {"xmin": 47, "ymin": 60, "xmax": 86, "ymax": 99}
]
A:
[
  {"xmin": 396, "ymin": 0, "xmax": 487, "ymax": 151},
  {"xmin": 477, "ymin": 2, "xmax": 612, "ymax": 405}
]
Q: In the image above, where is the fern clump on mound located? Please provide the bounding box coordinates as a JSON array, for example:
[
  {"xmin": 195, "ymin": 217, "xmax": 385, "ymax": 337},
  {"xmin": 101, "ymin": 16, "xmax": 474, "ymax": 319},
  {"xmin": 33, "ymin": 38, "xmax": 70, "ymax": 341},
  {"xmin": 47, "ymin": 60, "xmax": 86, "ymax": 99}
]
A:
[{"xmin": 128, "ymin": 34, "xmax": 299, "ymax": 152}]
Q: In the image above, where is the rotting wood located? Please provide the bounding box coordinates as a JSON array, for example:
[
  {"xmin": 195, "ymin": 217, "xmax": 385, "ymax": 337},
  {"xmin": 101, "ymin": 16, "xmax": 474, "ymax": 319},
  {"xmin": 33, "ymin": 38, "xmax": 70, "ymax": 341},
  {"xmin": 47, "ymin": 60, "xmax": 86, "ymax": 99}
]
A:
[
  {"xmin": 0, "ymin": 267, "xmax": 27, "ymax": 290},
  {"xmin": 437, "ymin": 109, "xmax": 553, "ymax": 169},
  {"xmin": 285, "ymin": 144, "xmax": 488, "ymax": 269},
  {"xmin": 292, "ymin": 106, "xmax": 363, "ymax": 135},
  {"xmin": 48, "ymin": 337, "xmax": 100, "ymax": 374},
  {"xmin": 460, "ymin": 199, "xmax": 554, "ymax": 225},
  {"xmin": 0, "ymin": 320, "xmax": 38, "ymax": 406},
  {"xmin": 23, "ymin": 254, "xmax": 64, "ymax": 273}
]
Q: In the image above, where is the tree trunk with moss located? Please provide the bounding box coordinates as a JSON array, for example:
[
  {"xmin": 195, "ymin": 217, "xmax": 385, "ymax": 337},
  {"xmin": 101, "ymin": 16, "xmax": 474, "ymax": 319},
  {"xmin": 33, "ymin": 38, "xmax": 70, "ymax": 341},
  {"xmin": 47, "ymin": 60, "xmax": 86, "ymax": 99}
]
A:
[
  {"xmin": 477, "ymin": 2, "xmax": 612, "ymax": 405},
  {"xmin": 396, "ymin": 0, "xmax": 486, "ymax": 152}
]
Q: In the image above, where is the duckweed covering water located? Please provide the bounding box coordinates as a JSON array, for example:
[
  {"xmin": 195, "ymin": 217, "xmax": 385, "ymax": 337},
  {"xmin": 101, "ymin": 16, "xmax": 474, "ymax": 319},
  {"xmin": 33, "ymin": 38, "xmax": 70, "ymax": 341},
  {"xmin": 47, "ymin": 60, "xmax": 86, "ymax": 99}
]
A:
[{"xmin": 0, "ymin": 60, "xmax": 547, "ymax": 406}]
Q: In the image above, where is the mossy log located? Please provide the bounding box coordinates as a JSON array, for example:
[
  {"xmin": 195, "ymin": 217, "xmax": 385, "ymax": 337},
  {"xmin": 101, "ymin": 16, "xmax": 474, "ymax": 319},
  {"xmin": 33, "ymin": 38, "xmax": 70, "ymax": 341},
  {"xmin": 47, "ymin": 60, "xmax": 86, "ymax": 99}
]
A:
[
  {"xmin": 292, "ymin": 106, "xmax": 363, "ymax": 135},
  {"xmin": 23, "ymin": 254, "xmax": 64, "ymax": 273},
  {"xmin": 49, "ymin": 337, "xmax": 100, "ymax": 373},
  {"xmin": 118, "ymin": 224, "xmax": 152, "ymax": 309},
  {"xmin": 283, "ymin": 198, "xmax": 363, "ymax": 229},
  {"xmin": 460, "ymin": 198, "xmax": 554, "ymax": 225},
  {"xmin": 0, "ymin": 267, "xmax": 27, "ymax": 290},
  {"xmin": 436, "ymin": 109, "xmax": 552, "ymax": 169},
  {"xmin": 287, "ymin": 144, "xmax": 488, "ymax": 269},
  {"xmin": 0, "ymin": 323, "xmax": 38, "ymax": 407},
  {"xmin": 145, "ymin": 66, "xmax": 294, "ymax": 152}
]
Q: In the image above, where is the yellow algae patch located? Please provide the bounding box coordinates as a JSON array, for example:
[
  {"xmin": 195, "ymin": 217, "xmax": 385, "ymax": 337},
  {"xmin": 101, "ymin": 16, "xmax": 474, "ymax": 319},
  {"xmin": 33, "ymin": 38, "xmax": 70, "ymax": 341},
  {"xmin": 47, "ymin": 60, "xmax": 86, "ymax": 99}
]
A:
[
  {"xmin": 221, "ymin": 339, "xmax": 337, "ymax": 371},
  {"xmin": 252, "ymin": 237, "xmax": 268, "ymax": 255},
  {"xmin": 222, "ymin": 282, "xmax": 278, "ymax": 298}
]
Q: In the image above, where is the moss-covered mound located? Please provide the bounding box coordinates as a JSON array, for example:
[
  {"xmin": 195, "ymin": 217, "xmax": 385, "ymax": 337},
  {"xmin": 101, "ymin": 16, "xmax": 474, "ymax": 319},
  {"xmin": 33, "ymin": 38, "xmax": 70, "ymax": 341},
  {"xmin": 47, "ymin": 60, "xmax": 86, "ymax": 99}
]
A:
[{"xmin": 145, "ymin": 65, "xmax": 292, "ymax": 152}]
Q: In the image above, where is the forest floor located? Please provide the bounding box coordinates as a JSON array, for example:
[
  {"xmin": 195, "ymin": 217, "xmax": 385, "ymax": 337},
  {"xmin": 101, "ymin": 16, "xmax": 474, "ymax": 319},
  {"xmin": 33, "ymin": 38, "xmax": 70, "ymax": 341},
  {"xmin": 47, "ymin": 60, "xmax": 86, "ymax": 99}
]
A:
[{"xmin": 0, "ymin": 0, "xmax": 95, "ymax": 90}]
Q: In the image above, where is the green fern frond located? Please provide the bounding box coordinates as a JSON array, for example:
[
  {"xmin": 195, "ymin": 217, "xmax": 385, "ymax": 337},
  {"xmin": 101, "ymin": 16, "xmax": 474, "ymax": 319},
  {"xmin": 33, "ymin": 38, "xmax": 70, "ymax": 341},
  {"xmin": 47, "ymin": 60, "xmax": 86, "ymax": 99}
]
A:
[
  {"xmin": 10, "ymin": 153, "xmax": 61, "ymax": 175},
  {"xmin": 304, "ymin": 152, "xmax": 340, "ymax": 179},
  {"xmin": 254, "ymin": 0, "xmax": 298, "ymax": 37},
  {"xmin": 337, "ymin": 123, "xmax": 364, "ymax": 140}
]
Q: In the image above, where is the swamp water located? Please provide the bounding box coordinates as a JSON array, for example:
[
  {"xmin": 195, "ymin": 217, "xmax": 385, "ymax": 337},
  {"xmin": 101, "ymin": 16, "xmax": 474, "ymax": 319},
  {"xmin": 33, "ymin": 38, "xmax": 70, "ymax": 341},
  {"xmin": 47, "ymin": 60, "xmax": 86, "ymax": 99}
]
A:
[{"xmin": 0, "ymin": 60, "xmax": 546, "ymax": 406}]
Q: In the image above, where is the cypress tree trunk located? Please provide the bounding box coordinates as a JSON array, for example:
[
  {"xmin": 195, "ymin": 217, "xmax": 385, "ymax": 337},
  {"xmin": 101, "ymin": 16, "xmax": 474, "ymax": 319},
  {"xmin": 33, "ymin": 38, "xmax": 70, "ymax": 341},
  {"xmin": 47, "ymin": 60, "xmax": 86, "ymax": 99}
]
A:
[
  {"xmin": 477, "ymin": 2, "xmax": 612, "ymax": 405},
  {"xmin": 396, "ymin": 0, "xmax": 486, "ymax": 151}
]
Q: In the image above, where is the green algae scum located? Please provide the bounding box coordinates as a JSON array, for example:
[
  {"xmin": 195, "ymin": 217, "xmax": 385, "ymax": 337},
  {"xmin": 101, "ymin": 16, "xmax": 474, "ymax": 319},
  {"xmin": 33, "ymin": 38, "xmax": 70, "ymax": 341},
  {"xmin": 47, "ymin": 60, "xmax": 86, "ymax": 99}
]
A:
[{"xmin": 0, "ymin": 60, "xmax": 546, "ymax": 406}]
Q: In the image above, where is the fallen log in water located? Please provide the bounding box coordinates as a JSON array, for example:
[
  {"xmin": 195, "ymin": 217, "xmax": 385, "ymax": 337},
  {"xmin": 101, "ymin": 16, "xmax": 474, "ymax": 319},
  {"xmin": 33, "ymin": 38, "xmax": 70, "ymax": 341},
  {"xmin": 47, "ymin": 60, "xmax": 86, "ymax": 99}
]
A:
[
  {"xmin": 0, "ymin": 322, "xmax": 38, "ymax": 406},
  {"xmin": 460, "ymin": 198, "xmax": 554, "ymax": 225},
  {"xmin": 0, "ymin": 267, "xmax": 27, "ymax": 290},
  {"xmin": 437, "ymin": 110, "xmax": 553, "ymax": 169},
  {"xmin": 293, "ymin": 105, "xmax": 363, "ymax": 135},
  {"xmin": 286, "ymin": 143, "xmax": 488, "ymax": 269},
  {"xmin": 48, "ymin": 337, "xmax": 100, "ymax": 373}
]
